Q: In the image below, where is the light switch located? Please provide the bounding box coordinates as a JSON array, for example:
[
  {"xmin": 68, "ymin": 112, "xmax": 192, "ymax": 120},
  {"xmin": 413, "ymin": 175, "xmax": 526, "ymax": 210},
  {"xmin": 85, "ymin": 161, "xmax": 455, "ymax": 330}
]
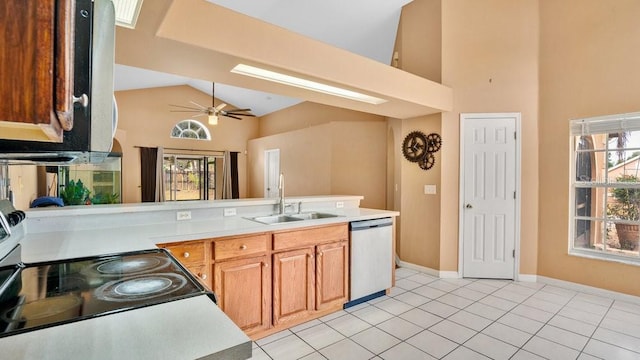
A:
[{"xmin": 424, "ymin": 185, "xmax": 437, "ymax": 195}]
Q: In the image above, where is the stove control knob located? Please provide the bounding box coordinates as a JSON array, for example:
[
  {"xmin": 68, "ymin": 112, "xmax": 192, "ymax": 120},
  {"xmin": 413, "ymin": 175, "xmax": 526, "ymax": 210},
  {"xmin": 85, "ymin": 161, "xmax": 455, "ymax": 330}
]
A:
[{"xmin": 183, "ymin": 252, "xmax": 190, "ymax": 258}]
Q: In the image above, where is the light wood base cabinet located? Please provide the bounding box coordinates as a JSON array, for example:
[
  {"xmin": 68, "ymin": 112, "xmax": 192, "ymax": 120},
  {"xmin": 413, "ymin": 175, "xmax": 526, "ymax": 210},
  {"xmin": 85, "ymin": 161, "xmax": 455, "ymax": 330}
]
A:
[
  {"xmin": 159, "ymin": 223, "xmax": 350, "ymax": 339},
  {"xmin": 214, "ymin": 256, "xmax": 271, "ymax": 335},
  {"xmin": 273, "ymin": 247, "xmax": 315, "ymax": 325},
  {"xmin": 158, "ymin": 241, "xmax": 212, "ymax": 289},
  {"xmin": 316, "ymin": 241, "xmax": 349, "ymax": 311}
]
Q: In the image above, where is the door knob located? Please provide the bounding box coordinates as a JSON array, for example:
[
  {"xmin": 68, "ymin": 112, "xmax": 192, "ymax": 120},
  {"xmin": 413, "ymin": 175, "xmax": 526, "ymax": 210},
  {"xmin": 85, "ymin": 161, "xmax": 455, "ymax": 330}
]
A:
[{"xmin": 465, "ymin": 204, "xmax": 473, "ymax": 209}]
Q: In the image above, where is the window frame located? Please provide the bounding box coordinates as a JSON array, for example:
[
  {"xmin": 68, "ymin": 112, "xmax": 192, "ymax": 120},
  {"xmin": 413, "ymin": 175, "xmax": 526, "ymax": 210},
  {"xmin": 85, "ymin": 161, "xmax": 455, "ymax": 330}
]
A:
[
  {"xmin": 170, "ymin": 119, "xmax": 211, "ymax": 140},
  {"xmin": 569, "ymin": 112, "xmax": 640, "ymax": 265}
]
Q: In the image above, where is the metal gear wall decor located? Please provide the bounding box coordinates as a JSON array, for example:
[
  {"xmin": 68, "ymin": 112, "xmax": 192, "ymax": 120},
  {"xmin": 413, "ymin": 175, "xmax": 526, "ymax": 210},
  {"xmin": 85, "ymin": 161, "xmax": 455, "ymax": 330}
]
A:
[{"xmin": 401, "ymin": 131, "xmax": 442, "ymax": 171}]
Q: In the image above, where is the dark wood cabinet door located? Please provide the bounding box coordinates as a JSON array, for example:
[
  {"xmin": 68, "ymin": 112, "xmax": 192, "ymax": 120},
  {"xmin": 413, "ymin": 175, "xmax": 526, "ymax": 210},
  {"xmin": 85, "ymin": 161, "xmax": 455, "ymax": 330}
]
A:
[{"xmin": 0, "ymin": 0, "xmax": 75, "ymax": 142}]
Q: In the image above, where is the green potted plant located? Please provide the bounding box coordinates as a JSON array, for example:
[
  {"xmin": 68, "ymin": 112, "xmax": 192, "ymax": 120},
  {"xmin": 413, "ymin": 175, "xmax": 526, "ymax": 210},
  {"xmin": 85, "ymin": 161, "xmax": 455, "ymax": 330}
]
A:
[
  {"xmin": 60, "ymin": 179, "xmax": 91, "ymax": 205},
  {"xmin": 91, "ymin": 192, "xmax": 120, "ymax": 205},
  {"xmin": 607, "ymin": 174, "xmax": 640, "ymax": 250}
]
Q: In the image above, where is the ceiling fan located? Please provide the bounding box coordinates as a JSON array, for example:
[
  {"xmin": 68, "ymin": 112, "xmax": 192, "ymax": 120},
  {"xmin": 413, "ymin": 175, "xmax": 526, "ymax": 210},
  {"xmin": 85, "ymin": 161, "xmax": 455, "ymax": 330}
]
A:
[{"xmin": 169, "ymin": 82, "xmax": 256, "ymax": 125}]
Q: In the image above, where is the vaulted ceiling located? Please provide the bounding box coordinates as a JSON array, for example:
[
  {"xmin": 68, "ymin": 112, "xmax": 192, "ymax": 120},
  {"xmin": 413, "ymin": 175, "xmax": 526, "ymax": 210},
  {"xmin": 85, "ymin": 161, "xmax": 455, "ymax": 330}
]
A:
[
  {"xmin": 114, "ymin": 0, "xmax": 451, "ymax": 118},
  {"xmin": 115, "ymin": 0, "xmax": 411, "ymax": 116}
]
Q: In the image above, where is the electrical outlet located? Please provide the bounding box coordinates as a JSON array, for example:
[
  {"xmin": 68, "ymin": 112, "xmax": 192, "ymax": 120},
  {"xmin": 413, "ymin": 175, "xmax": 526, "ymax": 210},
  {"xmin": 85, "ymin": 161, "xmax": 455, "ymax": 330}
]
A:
[
  {"xmin": 424, "ymin": 185, "xmax": 437, "ymax": 195},
  {"xmin": 176, "ymin": 211, "xmax": 191, "ymax": 221},
  {"xmin": 223, "ymin": 208, "xmax": 237, "ymax": 216},
  {"xmin": 336, "ymin": 201, "xmax": 344, "ymax": 208}
]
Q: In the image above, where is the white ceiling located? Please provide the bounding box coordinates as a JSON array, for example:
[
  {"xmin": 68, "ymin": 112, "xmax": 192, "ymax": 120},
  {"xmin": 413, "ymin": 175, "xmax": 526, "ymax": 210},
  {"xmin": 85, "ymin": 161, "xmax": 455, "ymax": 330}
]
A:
[{"xmin": 114, "ymin": 0, "xmax": 413, "ymax": 116}]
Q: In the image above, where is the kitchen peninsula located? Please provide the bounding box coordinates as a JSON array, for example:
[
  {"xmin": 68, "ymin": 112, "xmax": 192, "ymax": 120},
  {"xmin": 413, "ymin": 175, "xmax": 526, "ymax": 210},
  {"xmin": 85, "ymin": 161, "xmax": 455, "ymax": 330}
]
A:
[{"xmin": 0, "ymin": 195, "xmax": 397, "ymax": 359}]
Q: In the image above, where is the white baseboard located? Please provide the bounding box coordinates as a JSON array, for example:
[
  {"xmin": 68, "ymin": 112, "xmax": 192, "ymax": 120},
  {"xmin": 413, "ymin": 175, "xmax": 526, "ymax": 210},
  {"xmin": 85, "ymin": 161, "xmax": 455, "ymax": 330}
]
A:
[
  {"xmin": 396, "ymin": 260, "xmax": 460, "ymax": 278},
  {"xmin": 517, "ymin": 274, "xmax": 537, "ymax": 282},
  {"xmin": 395, "ymin": 263, "xmax": 640, "ymax": 303},
  {"xmin": 537, "ymin": 276, "xmax": 640, "ymax": 305}
]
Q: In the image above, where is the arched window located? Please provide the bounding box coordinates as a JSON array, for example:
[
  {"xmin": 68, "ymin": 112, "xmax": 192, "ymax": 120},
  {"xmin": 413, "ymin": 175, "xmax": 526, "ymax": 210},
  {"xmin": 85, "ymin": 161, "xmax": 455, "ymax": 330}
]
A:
[{"xmin": 170, "ymin": 119, "xmax": 211, "ymax": 140}]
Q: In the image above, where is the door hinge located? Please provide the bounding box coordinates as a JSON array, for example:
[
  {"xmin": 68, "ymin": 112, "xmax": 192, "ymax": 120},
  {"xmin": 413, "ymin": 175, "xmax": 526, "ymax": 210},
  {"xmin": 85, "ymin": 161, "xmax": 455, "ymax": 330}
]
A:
[
  {"xmin": 514, "ymin": 131, "xmax": 517, "ymax": 140},
  {"xmin": 513, "ymin": 191, "xmax": 516, "ymax": 199},
  {"xmin": 513, "ymin": 249, "xmax": 515, "ymax": 258}
]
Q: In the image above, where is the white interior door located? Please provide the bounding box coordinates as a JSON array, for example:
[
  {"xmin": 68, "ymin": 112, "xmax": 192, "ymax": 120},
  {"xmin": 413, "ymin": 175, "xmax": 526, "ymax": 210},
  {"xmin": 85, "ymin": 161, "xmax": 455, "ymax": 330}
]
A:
[
  {"xmin": 264, "ymin": 149, "xmax": 280, "ymax": 198},
  {"xmin": 461, "ymin": 113, "xmax": 519, "ymax": 279}
]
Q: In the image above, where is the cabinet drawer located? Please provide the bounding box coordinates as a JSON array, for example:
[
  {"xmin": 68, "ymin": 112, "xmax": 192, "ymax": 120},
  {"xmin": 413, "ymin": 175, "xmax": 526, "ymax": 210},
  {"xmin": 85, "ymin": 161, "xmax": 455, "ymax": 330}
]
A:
[
  {"xmin": 214, "ymin": 234, "xmax": 268, "ymax": 261},
  {"xmin": 273, "ymin": 224, "xmax": 348, "ymax": 251},
  {"xmin": 162, "ymin": 243, "xmax": 205, "ymax": 264}
]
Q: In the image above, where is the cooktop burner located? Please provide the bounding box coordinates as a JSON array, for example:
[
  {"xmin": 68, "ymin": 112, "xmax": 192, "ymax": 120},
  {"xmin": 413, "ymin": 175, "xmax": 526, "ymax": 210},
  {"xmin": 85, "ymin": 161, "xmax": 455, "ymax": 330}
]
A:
[
  {"xmin": 84, "ymin": 254, "xmax": 171, "ymax": 276},
  {"xmin": 94, "ymin": 273, "xmax": 187, "ymax": 302},
  {"xmin": 0, "ymin": 249, "xmax": 213, "ymax": 338}
]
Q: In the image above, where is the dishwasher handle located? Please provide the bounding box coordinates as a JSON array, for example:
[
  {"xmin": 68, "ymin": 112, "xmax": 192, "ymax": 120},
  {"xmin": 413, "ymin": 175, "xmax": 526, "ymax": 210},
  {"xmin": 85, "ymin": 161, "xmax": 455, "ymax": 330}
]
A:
[{"xmin": 350, "ymin": 217, "xmax": 393, "ymax": 231}]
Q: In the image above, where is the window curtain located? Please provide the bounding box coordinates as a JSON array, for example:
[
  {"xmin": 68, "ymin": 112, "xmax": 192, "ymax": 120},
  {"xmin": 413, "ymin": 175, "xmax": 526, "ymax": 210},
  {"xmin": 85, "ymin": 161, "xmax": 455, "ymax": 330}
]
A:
[
  {"xmin": 222, "ymin": 151, "xmax": 239, "ymax": 199},
  {"xmin": 140, "ymin": 147, "xmax": 164, "ymax": 202}
]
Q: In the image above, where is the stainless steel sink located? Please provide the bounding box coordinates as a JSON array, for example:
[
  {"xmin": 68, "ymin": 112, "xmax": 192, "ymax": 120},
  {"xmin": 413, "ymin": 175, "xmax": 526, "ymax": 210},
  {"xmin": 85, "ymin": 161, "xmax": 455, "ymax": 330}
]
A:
[
  {"xmin": 290, "ymin": 212, "xmax": 341, "ymax": 220},
  {"xmin": 247, "ymin": 214, "xmax": 304, "ymax": 225},
  {"xmin": 246, "ymin": 212, "xmax": 340, "ymax": 224}
]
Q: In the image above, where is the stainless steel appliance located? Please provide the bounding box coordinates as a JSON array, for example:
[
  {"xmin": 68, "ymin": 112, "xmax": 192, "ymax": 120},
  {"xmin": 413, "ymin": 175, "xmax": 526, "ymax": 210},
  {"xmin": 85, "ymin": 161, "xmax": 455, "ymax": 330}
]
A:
[
  {"xmin": 345, "ymin": 217, "xmax": 393, "ymax": 308},
  {"xmin": 0, "ymin": 247, "xmax": 214, "ymax": 338},
  {"xmin": 0, "ymin": 0, "xmax": 116, "ymax": 165}
]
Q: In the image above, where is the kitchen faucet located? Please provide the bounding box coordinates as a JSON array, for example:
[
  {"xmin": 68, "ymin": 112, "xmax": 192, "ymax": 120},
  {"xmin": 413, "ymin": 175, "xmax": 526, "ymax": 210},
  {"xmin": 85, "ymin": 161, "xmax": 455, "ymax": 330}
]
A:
[{"xmin": 279, "ymin": 173, "xmax": 285, "ymax": 214}]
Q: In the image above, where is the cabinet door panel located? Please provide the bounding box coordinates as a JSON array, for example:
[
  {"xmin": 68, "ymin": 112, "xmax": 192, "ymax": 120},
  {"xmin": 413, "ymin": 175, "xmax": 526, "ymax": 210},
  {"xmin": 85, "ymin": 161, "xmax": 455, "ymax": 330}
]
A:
[
  {"xmin": 316, "ymin": 241, "xmax": 349, "ymax": 310},
  {"xmin": 184, "ymin": 264, "xmax": 212, "ymax": 290},
  {"xmin": 0, "ymin": 0, "xmax": 72, "ymax": 141},
  {"xmin": 214, "ymin": 256, "xmax": 270, "ymax": 334},
  {"xmin": 273, "ymin": 248, "xmax": 314, "ymax": 325}
]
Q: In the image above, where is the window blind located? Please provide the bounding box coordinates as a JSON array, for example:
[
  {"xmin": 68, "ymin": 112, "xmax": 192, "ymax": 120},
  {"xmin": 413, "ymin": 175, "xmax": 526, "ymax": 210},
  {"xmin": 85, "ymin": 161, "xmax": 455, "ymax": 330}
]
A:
[{"xmin": 570, "ymin": 112, "xmax": 640, "ymax": 136}]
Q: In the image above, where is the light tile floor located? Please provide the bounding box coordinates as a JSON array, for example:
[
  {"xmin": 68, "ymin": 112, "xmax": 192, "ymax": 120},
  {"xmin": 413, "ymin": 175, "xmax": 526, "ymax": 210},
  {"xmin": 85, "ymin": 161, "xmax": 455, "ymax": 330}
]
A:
[{"xmin": 250, "ymin": 268, "xmax": 640, "ymax": 360}]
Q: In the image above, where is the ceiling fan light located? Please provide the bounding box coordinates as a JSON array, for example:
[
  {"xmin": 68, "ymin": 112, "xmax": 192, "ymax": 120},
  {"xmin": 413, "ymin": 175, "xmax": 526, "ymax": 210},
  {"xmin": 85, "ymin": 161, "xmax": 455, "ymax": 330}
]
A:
[
  {"xmin": 231, "ymin": 64, "xmax": 387, "ymax": 105},
  {"xmin": 208, "ymin": 114, "xmax": 218, "ymax": 125}
]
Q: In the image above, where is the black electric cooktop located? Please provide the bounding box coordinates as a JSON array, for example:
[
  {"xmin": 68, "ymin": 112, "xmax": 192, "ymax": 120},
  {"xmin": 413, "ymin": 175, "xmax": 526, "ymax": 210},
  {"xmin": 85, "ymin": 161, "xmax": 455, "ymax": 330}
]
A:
[{"xmin": 0, "ymin": 248, "xmax": 214, "ymax": 338}]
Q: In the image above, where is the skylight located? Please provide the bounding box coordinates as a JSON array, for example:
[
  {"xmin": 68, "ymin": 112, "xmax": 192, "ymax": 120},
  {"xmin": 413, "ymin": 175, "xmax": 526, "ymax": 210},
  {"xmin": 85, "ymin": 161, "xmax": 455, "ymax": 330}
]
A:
[{"xmin": 112, "ymin": 0, "xmax": 144, "ymax": 29}]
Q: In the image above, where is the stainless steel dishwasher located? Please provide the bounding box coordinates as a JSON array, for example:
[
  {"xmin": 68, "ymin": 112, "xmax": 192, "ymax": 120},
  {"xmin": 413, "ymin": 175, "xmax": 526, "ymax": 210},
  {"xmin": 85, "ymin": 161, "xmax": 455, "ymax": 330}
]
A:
[{"xmin": 346, "ymin": 217, "xmax": 393, "ymax": 308}]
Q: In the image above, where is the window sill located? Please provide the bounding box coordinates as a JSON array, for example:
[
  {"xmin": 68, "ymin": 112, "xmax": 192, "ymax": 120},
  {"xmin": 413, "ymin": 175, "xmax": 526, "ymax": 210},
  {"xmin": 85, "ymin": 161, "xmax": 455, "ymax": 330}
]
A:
[{"xmin": 569, "ymin": 249, "xmax": 640, "ymax": 267}]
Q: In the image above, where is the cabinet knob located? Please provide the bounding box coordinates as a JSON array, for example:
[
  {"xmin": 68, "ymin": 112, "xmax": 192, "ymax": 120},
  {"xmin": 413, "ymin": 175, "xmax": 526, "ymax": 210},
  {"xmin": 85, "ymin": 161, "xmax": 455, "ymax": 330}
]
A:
[
  {"xmin": 263, "ymin": 262, "xmax": 269, "ymax": 268},
  {"xmin": 72, "ymin": 94, "xmax": 89, "ymax": 108},
  {"xmin": 200, "ymin": 273, "xmax": 207, "ymax": 280},
  {"xmin": 318, "ymin": 252, "xmax": 323, "ymax": 257},
  {"xmin": 183, "ymin": 252, "xmax": 190, "ymax": 258},
  {"xmin": 240, "ymin": 245, "xmax": 247, "ymax": 250}
]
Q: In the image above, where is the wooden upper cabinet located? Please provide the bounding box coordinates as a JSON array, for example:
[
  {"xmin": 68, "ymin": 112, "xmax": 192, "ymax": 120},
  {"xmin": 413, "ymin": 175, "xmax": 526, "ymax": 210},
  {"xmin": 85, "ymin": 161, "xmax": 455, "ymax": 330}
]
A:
[{"xmin": 0, "ymin": 0, "xmax": 75, "ymax": 142}]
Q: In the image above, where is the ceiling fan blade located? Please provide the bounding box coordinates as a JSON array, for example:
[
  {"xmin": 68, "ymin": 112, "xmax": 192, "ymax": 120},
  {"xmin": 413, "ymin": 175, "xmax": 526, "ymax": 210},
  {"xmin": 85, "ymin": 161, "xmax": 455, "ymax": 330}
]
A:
[
  {"xmin": 225, "ymin": 108, "xmax": 252, "ymax": 112},
  {"xmin": 223, "ymin": 114, "xmax": 243, "ymax": 120},
  {"xmin": 215, "ymin": 103, "xmax": 227, "ymax": 111},
  {"xmin": 226, "ymin": 112, "xmax": 256, "ymax": 117},
  {"xmin": 169, "ymin": 104, "xmax": 203, "ymax": 111},
  {"xmin": 170, "ymin": 110, "xmax": 202, "ymax": 113},
  {"xmin": 189, "ymin": 101, "xmax": 207, "ymax": 110}
]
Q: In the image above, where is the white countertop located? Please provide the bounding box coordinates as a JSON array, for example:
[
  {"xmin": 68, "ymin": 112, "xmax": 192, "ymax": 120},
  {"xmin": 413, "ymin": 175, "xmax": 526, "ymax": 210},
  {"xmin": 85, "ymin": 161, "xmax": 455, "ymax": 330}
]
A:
[
  {"xmin": 21, "ymin": 207, "xmax": 398, "ymax": 263},
  {"xmin": 4, "ymin": 197, "xmax": 398, "ymax": 360},
  {"xmin": 0, "ymin": 295, "xmax": 251, "ymax": 360}
]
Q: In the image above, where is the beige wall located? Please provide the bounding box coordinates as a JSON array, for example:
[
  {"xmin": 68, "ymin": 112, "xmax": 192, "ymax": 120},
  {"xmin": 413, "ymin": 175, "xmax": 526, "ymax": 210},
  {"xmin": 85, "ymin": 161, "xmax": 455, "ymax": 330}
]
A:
[
  {"xmin": 247, "ymin": 121, "xmax": 387, "ymax": 209},
  {"xmin": 538, "ymin": 0, "xmax": 640, "ymax": 295},
  {"xmin": 115, "ymin": 85, "xmax": 259, "ymax": 203},
  {"xmin": 258, "ymin": 102, "xmax": 385, "ymax": 138},
  {"xmin": 396, "ymin": 115, "xmax": 442, "ymax": 268},
  {"xmin": 439, "ymin": 0, "xmax": 540, "ymax": 274}
]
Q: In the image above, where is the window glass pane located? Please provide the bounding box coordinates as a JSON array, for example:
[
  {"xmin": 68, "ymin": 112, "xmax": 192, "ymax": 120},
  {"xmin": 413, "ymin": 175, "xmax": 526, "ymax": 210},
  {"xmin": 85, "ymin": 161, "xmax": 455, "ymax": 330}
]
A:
[
  {"xmin": 573, "ymin": 218, "xmax": 603, "ymax": 250},
  {"xmin": 608, "ymin": 221, "xmax": 640, "ymax": 252}
]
